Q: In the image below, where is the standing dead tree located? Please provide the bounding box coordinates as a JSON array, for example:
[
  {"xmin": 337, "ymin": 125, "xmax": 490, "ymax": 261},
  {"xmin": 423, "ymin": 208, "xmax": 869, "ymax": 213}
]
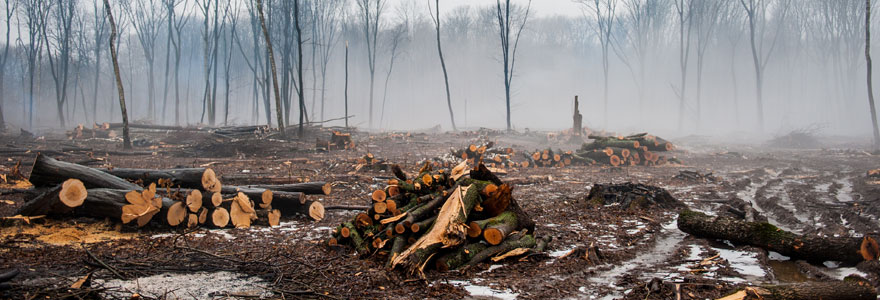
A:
[
  {"xmin": 355, "ymin": 0, "xmax": 384, "ymax": 129},
  {"xmin": 576, "ymin": 0, "xmax": 616, "ymax": 129},
  {"xmin": 0, "ymin": 0, "xmax": 15, "ymax": 131},
  {"xmin": 313, "ymin": 0, "xmax": 344, "ymax": 123},
  {"xmin": 379, "ymin": 13, "xmax": 409, "ymax": 128},
  {"xmin": 103, "ymin": 0, "xmax": 131, "ymax": 149},
  {"xmin": 494, "ymin": 0, "xmax": 532, "ymax": 131},
  {"xmin": 867, "ymin": 0, "xmax": 880, "ymax": 150},
  {"xmin": 127, "ymin": 0, "xmax": 165, "ymax": 121},
  {"xmin": 740, "ymin": 0, "xmax": 790, "ymax": 131},
  {"xmin": 294, "ymin": 0, "xmax": 305, "ymax": 137},
  {"xmin": 89, "ymin": 0, "xmax": 107, "ymax": 125},
  {"xmin": 256, "ymin": 0, "xmax": 284, "ymax": 132},
  {"xmin": 673, "ymin": 0, "xmax": 693, "ymax": 132},
  {"xmin": 428, "ymin": 0, "xmax": 457, "ymax": 131},
  {"xmin": 20, "ymin": 0, "xmax": 49, "ymax": 130},
  {"xmin": 43, "ymin": 0, "xmax": 77, "ymax": 127},
  {"xmin": 165, "ymin": 0, "xmax": 189, "ymax": 125},
  {"xmin": 692, "ymin": 0, "xmax": 724, "ymax": 131}
]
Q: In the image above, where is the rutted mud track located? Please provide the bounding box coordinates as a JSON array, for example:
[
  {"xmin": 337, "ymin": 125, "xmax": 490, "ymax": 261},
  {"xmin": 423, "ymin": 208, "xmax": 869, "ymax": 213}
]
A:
[{"xmin": 0, "ymin": 131, "xmax": 878, "ymax": 299}]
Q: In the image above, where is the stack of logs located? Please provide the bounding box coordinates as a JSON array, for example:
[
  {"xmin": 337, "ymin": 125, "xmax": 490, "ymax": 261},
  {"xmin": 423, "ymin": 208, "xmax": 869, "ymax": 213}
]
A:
[
  {"xmin": 316, "ymin": 131, "xmax": 355, "ymax": 150},
  {"xmin": 449, "ymin": 142, "xmax": 517, "ymax": 170},
  {"xmin": 329, "ymin": 162, "xmax": 549, "ymax": 276},
  {"xmin": 522, "ymin": 133, "xmax": 678, "ymax": 168},
  {"xmin": 14, "ymin": 154, "xmax": 328, "ymax": 229}
]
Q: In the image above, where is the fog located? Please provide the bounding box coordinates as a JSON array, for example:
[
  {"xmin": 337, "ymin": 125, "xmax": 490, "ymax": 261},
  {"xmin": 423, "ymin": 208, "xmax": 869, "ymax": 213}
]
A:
[{"xmin": 0, "ymin": 0, "xmax": 877, "ymax": 139}]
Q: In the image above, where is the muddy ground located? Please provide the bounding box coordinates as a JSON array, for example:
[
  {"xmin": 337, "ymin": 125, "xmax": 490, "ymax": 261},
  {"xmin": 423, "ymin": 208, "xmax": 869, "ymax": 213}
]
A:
[{"xmin": 0, "ymin": 128, "xmax": 878, "ymax": 299}]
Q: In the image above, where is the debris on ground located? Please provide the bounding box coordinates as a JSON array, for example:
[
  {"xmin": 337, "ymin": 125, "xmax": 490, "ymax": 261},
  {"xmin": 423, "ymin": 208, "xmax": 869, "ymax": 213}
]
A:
[
  {"xmin": 585, "ymin": 182, "xmax": 682, "ymax": 209},
  {"xmin": 674, "ymin": 170, "xmax": 719, "ymax": 183}
]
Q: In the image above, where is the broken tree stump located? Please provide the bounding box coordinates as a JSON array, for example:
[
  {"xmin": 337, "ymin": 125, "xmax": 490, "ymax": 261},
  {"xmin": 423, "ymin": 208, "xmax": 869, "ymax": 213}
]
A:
[{"xmin": 678, "ymin": 210, "xmax": 879, "ymax": 265}]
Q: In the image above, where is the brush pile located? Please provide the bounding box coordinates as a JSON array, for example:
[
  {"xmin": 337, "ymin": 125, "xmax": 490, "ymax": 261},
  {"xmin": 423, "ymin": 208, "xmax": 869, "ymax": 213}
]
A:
[
  {"xmin": 586, "ymin": 182, "xmax": 682, "ymax": 210},
  {"xmin": 14, "ymin": 154, "xmax": 327, "ymax": 229},
  {"xmin": 522, "ymin": 133, "xmax": 679, "ymax": 168},
  {"xmin": 316, "ymin": 131, "xmax": 355, "ymax": 150},
  {"xmin": 450, "ymin": 142, "xmax": 517, "ymax": 170},
  {"xmin": 328, "ymin": 161, "xmax": 549, "ymax": 277}
]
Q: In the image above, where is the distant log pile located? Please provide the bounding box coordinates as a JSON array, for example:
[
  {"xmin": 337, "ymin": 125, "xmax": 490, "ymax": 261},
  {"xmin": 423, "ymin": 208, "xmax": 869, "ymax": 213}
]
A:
[
  {"xmin": 449, "ymin": 141, "xmax": 517, "ymax": 170},
  {"xmin": 329, "ymin": 162, "xmax": 549, "ymax": 276},
  {"xmin": 586, "ymin": 182, "xmax": 682, "ymax": 210},
  {"xmin": 15, "ymin": 154, "xmax": 327, "ymax": 229},
  {"xmin": 523, "ymin": 133, "xmax": 679, "ymax": 168},
  {"xmin": 316, "ymin": 131, "xmax": 355, "ymax": 150}
]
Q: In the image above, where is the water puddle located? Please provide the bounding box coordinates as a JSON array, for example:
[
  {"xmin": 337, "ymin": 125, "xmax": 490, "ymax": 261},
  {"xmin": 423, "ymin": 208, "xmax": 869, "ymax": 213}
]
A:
[
  {"xmin": 445, "ymin": 280, "xmax": 519, "ymax": 300},
  {"xmin": 97, "ymin": 271, "xmax": 271, "ymax": 299},
  {"xmin": 588, "ymin": 221, "xmax": 684, "ymax": 287}
]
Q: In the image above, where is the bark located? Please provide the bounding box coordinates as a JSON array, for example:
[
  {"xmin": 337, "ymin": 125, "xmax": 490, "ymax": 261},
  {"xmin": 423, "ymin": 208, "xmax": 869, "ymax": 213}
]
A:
[
  {"xmin": 436, "ymin": 242, "xmax": 488, "ymax": 271},
  {"xmin": 222, "ymin": 182, "xmax": 330, "ymax": 195},
  {"xmin": 256, "ymin": 0, "xmax": 285, "ymax": 132},
  {"xmin": 104, "ymin": 0, "xmax": 132, "ymax": 149},
  {"xmin": 72, "ymin": 188, "xmax": 175, "ymax": 222},
  {"xmin": 430, "ymin": 0, "xmax": 456, "ymax": 131},
  {"xmin": 98, "ymin": 167, "xmax": 209, "ymax": 188},
  {"xmin": 30, "ymin": 153, "xmax": 140, "ymax": 190},
  {"xmin": 678, "ymin": 210, "xmax": 874, "ymax": 265},
  {"xmin": 459, "ymin": 232, "xmax": 536, "ymax": 270}
]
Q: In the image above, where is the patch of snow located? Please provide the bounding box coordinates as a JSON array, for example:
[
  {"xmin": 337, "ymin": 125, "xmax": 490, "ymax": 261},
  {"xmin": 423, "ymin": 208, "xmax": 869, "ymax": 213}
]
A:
[
  {"xmin": 768, "ymin": 251, "xmax": 790, "ymax": 261},
  {"xmin": 714, "ymin": 248, "xmax": 765, "ymax": 278},
  {"xmin": 446, "ymin": 280, "xmax": 518, "ymax": 300},
  {"xmin": 97, "ymin": 271, "xmax": 270, "ymax": 299}
]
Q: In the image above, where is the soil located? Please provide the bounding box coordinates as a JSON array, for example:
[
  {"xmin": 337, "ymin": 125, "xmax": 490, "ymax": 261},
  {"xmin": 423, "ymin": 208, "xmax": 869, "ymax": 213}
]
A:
[{"xmin": 0, "ymin": 128, "xmax": 878, "ymax": 299}]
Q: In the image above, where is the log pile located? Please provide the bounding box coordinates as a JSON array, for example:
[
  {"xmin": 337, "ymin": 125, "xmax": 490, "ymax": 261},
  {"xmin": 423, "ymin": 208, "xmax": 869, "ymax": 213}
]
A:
[
  {"xmin": 520, "ymin": 133, "xmax": 679, "ymax": 168},
  {"xmin": 67, "ymin": 123, "xmax": 117, "ymax": 140},
  {"xmin": 449, "ymin": 142, "xmax": 517, "ymax": 170},
  {"xmin": 14, "ymin": 154, "xmax": 327, "ymax": 229},
  {"xmin": 586, "ymin": 182, "xmax": 682, "ymax": 210},
  {"xmin": 329, "ymin": 161, "xmax": 548, "ymax": 277},
  {"xmin": 316, "ymin": 131, "xmax": 355, "ymax": 150}
]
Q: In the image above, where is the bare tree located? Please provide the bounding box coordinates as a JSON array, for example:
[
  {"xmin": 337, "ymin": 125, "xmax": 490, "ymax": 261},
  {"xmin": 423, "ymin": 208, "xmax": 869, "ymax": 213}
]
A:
[
  {"xmin": 692, "ymin": 0, "xmax": 724, "ymax": 131},
  {"xmin": 576, "ymin": 0, "xmax": 616, "ymax": 129},
  {"xmin": 223, "ymin": 2, "xmax": 239, "ymax": 125},
  {"xmin": 867, "ymin": 0, "xmax": 880, "ymax": 150},
  {"xmin": 355, "ymin": 0, "xmax": 385, "ymax": 129},
  {"xmin": 19, "ymin": 0, "xmax": 50, "ymax": 129},
  {"xmin": 256, "ymin": 0, "xmax": 284, "ymax": 131},
  {"xmin": 312, "ymin": 0, "xmax": 344, "ymax": 122},
  {"xmin": 89, "ymin": 0, "xmax": 106, "ymax": 125},
  {"xmin": 43, "ymin": 0, "xmax": 77, "ymax": 127},
  {"xmin": 0, "ymin": 0, "xmax": 16, "ymax": 131},
  {"xmin": 104, "ymin": 0, "xmax": 131, "ymax": 149},
  {"xmin": 740, "ymin": 0, "xmax": 790, "ymax": 131},
  {"xmin": 494, "ymin": 0, "xmax": 532, "ymax": 131},
  {"xmin": 673, "ymin": 0, "xmax": 693, "ymax": 131},
  {"xmin": 345, "ymin": 40, "xmax": 349, "ymax": 128},
  {"xmin": 127, "ymin": 0, "xmax": 165, "ymax": 120},
  {"xmin": 379, "ymin": 14, "xmax": 409, "ymax": 128},
  {"xmin": 428, "ymin": 0, "xmax": 457, "ymax": 131},
  {"xmin": 294, "ymin": 0, "xmax": 305, "ymax": 137}
]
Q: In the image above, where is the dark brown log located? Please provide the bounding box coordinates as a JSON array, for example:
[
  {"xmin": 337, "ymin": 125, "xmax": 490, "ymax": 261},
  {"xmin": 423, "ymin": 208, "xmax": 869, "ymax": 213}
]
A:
[
  {"xmin": 222, "ymin": 182, "xmax": 330, "ymax": 195},
  {"xmin": 72, "ymin": 189, "xmax": 175, "ymax": 225},
  {"xmin": 459, "ymin": 233, "xmax": 536, "ymax": 270},
  {"xmin": 15, "ymin": 179, "xmax": 87, "ymax": 216},
  {"xmin": 436, "ymin": 242, "xmax": 489, "ymax": 271},
  {"xmin": 678, "ymin": 210, "xmax": 876, "ymax": 265},
  {"xmin": 255, "ymin": 209, "xmax": 281, "ymax": 226},
  {"xmin": 97, "ymin": 167, "xmax": 208, "ymax": 188},
  {"xmin": 272, "ymin": 195, "xmax": 324, "ymax": 221},
  {"xmin": 718, "ymin": 281, "xmax": 876, "ymax": 300},
  {"xmin": 29, "ymin": 153, "xmax": 141, "ymax": 190}
]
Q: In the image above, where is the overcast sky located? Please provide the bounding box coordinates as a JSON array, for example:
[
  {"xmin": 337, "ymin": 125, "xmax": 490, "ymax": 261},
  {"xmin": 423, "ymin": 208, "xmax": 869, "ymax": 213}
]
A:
[{"xmin": 440, "ymin": 0, "xmax": 582, "ymax": 17}]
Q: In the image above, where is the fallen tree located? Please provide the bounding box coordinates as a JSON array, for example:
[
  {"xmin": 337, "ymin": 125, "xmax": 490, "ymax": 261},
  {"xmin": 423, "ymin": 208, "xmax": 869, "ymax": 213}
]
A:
[
  {"xmin": 678, "ymin": 210, "xmax": 879, "ymax": 265},
  {"xmin": 717, "ymin": 280, "xmax": 877, "ymax": 300}
]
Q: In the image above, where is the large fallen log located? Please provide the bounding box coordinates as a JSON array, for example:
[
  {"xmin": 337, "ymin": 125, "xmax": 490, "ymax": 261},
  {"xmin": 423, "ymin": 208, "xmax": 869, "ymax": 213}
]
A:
[
  {"xmin": 222, "ymin": 182, "xmax": 331, "ymax": 195},
  {"xmin": 73, "ymin": 188, "xmax": 175, "ymax": 227},
  {"xmin": 97, "ymin": 167, "xmax": 209, "ymax": 189},
  {"xmin": 15, "ymin": 179, "xmax": 87, "ymax": 216},
  {"xmin": 678, "ymin": 210, "xmax": 878, "ymax": 265},
  {"xmin": 718, "ymin": 280, "xmax": 877, "ymax": 300},
  {"xmin": 29, "ymin": 153, "xmax": 140, "ymax": 190}
]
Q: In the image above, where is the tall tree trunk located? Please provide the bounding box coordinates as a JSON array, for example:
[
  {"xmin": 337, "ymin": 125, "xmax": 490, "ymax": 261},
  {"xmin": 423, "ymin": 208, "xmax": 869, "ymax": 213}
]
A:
[
  {"xmin": 345, "ymin": 41, "xmax": 349, "ymax": 128},
  {"xmin": 433, "ymin": 0, "xmax": 457, "ymax": 131},
  {"xmin": 104, "ymin": 0, "xmax": 132, "ymax": 149},
  {"xmin": 867, "ymin": 0, "xmax": 880, "ymax": 150},
  {"xmin": 295, "ymin": 0, "xmax": 305, "ymax": 138},
  {"xmin": 256, "ymin": 0, "xmax": 284, "ymax": 132}
]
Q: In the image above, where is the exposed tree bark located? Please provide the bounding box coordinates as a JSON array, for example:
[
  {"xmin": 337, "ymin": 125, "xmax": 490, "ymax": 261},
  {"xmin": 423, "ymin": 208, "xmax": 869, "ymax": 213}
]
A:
[
  {"xmin": 294, "ymin": 0, "xmax": 305, "ymax": 138},
  {"xmin": 104, "ymin": 0, "xmax": 132, "ymax": 149},
  {"xmin": 256, "ymin": 0, "xmax": 285, "ymax": 132},
  {"xmin": 427, "ymin": 0, "xmax": 457, "ymax": 132}
]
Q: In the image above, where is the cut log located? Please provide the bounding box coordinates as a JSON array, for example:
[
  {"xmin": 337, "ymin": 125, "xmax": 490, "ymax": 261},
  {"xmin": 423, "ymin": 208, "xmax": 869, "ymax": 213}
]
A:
[
  {"xmin": 436, "ymin": 242, "xmax": 489, "ymax": 271},
  {"xmin": 186, "ymin": 190, "xmax": 203, "ymax": 212},
  {"xmin": 29, "ymin": 153, "xmax": 140, "ymax": 190},
  {"xmin": 15, "ymin": 179, "xmax": 87, "ymax": 216},
  {"xmin": 481, "ymin": 212, "xmax": 518, "ymax": 245},
  {"xmin": 718, "ymin": 281, "xmax": 877, "ymax": 300},
  {"xmin": 372, "ymin": 189, "xmax": 387, "ymax": 202},
  {"xmin": 678, "ymin": 210, "xmax": 876, "ymax": 265},
  {"xmin": 210, "ymin": 207, "xmax": 230, "ymax": 228},
  {"xmin": 229, "ymin": 193, "xmax": 257, "ymax": 228},
  {"xmin": 72, "ymin": 189, "xmax": 174, "ymax": 227},
  {"xmin": 167, "ymin": 201, "xmax": 187, "ymax": 226},
  {"xmin": 459, "ymin": 232, "xmax": 536, "ymax": 270},
  {"xmin": 98, "ymin": 167, "xmax": 210, "ymax": 189},
  {"xmin": 411, "ymin": 216, "xmax": 436, "ymax": 233},
  {"xmin": 201, "ymin": 168, "xmax": 221, "ymax": 193},
  {"xmin": 272, "ymin": 194, "xmax": 324, "ymax": 221},
  {"xmin": 229, "ymin": 182, "xmax": 331, "ymax": 195},
  {"xmin": 256, "ymin": 209, "xmax": 281, "ymax": 227}
]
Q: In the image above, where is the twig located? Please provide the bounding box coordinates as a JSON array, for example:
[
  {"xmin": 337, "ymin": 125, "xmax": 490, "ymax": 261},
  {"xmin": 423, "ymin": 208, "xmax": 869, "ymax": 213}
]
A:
[{"xmin": 82, "ymin": 245, "xmax": 126, "ymax": 280}]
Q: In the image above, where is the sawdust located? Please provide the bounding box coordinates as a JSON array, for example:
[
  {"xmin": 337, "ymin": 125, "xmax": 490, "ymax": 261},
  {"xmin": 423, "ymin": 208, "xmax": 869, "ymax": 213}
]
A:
[{"xmin": 0, "ymin": 220, "xmax": 136, "ymax": 246}]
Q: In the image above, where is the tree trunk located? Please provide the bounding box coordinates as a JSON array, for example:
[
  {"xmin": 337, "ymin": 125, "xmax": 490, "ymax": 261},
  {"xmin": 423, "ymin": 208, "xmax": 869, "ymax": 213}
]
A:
[
  {"xmin": 29, "ymin": 153, "xmax": 141, "ymax": 190},
  {"xmin": 677, "ymin": 210, "xmax": 876, "ymax": 265},
  {"xmin": 222, "ymin": 182, "xmax": 331, "ymax": 195},
  {"xmin": 256, "ymin": 0, "xmax": 284, "ymax": 132},
  {"xmin": 719, "ymin": 281, "xmax": 876, "ymax": 300},
  {"xmin": 104, "ymin": 0, "xmax": 132, "ymax": 149},
  {"xmin": 344, "ymin": 41, "xmax": 349, "ymax": 128},
  {"xmin": 433, "ymin": 0, "xmax": 456, "ymax": 132},
  {"xmin": 295, "ymin": 0, "xmax": 305, "ymax": 138}
]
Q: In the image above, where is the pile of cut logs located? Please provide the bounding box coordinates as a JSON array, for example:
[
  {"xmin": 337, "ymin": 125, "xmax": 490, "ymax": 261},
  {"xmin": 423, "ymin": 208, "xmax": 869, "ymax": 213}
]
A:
[
  {"xmin": 522, "ymin": 133, "xmax": 679, "ymax": 168},
  {"xmin": 329, "ymin": 162, "xmax": 549, "ymax": 276},
  {"xmin": 316, "ymin": 131, "xmax": 355, "ymax": 150},
  {"xmin": 449, "ymin": 142, "xmax": 517, "ymax": 169},
  {"xmin": 14, "ymin": 154, "xmax": 327, "ymax": 228}
]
